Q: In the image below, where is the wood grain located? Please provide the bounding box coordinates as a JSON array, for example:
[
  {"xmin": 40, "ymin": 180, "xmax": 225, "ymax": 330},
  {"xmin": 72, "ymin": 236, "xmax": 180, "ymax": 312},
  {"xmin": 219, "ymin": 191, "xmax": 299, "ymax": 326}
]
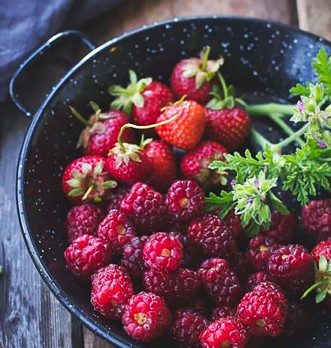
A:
[{"xmin": 296, "ymin": 0, "xmax": 331, "ymax": 41}]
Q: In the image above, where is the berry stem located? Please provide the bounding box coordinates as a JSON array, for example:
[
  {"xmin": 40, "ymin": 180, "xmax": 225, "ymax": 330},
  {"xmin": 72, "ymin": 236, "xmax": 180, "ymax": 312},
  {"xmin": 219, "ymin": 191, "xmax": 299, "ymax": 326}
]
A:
[
  {"xmin": 246, "ymin": 103, "xmax": 294, "ymax": 116},
  {"xmin": 69, "ymin": 106, "xmax": 92, "ymax": 127},
  {"xmin": 82, "ymin": 185, "xmax": 94, "ymax": 201},
  {"xmin": 269, "ymin": 113, "xmax": 305, "ymax": 147},
  {"xmin": 301, "ymin": 280, "xmax": 329, "ymax": 299},
  {"xmin": 218, "ymin": 72, "xmax": 229, "ymax": 99},
  {"xmin": 117, "ymin": 113, "xmax": 179, "ymax": 148},
  {"xmin": 201, "ymin": 46, "xmax": 211, "ymax": 71}
]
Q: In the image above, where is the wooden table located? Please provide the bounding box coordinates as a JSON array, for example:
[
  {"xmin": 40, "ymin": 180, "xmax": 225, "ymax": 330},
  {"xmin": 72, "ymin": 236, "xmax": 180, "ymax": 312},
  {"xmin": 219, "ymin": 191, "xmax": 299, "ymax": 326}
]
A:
[{"xmin": 1, "ymin": 0, "xmax": 330, "ymax": 347}]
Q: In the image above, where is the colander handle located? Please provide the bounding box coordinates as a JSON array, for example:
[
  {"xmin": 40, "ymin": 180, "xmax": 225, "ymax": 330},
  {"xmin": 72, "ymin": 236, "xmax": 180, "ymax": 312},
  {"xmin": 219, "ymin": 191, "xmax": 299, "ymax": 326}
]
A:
[{"xmin": 9, "ymin": 30, "xmax": 96, "ymax": 117}]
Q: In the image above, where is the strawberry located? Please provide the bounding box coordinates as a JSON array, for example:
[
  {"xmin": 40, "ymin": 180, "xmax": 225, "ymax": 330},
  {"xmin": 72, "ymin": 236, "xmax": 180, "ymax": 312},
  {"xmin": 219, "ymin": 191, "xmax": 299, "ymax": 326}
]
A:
[
  {"xmin": 204, "ymin": 74, "xmax": 251, "ymax": 151},
  {"xmin": 109, "ymin": 70, "xmax": 174, "ymax": 135},
  {"xmin": 145, "ymin": 140, "xmax": 178, "ymax": 192},
  {"xmin": 105, "ymin": 139, "xmax": 152, "ymax": 185},
  {"xmin": 170, "ymin": 46, "xmax": 223, "ymax": 104},
  {"xmin": 70, "ymin": 102, "xmax": 136, "ymax": 157},
  {"xmin": 155, "ymin": 99, "xmax": 206, "ymax": 150},
  {"xmin": 62, "ymin": 155, "xmax": 117, "ymax": 204},
  {"xmin": 180, "ymin": 140, "xmax": 227, "ymax": 188}
]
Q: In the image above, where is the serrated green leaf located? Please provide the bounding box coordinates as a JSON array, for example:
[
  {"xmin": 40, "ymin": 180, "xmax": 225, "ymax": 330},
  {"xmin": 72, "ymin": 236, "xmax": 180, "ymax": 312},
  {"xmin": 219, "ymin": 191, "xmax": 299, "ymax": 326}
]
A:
[
  {"xmin": 312, "ymin": 48, "xmax": 331, "ymax": 95},
  {"xmin": 290, "ymin": 82, "xmax": 311, "ymax": 97}
]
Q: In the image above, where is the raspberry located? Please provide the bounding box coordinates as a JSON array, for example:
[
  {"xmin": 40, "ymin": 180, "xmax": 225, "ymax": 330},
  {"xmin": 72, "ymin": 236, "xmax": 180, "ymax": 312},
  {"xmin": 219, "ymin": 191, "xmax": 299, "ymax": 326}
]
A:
[
  {"xmin": 260, "ymin": 211, "xmax": 295, "ymax": 244},
  {"xmin": 188, "ymin": 214, "xmax": 238, "ymax": 258},
  {"xmin": 211, "ymin": 306, "xmax": 236, "ymax": 321},
  {"xmin": 245, "ymin": 272, "xmax": 269, "ymax": 292},
  {"xmin": 91, "ymin": 264, "xmax": 134, "ymax": 319},
  {"xmin": 267, "ymin": 244, "xmax": 314, "ymax": 297},
  {"xmin": 142, "ymin": 268, "xmax": 200, "ymax": 306},
  {"xmin": 311, "ymin": 240, "xmax": 331, "ymax": 264},
  {"xmin": 237, "ymin": 285, "xmax": 286, "ymax": 337},
  {"xmin": 283, "ymin": 301, "xmax": 309, "ymax": 339},
  {"xmin": 64, "ymin": 234, "xmax": 111, "ymax": 280},
  {"xmin": 302, "ymin": 198, "xmax": 331, "ymax": 241},
  {"xmin": 165, "ymin": 180, "xmax": 205, "ymax": 222},
  {"xmin": 121, "ymin": 182, "xmax": 168, "ymax": 233},
  {"xmin": 143, "ymin": 232, "xmax": 183, "ymax": 272},
  {"xmin": 122, "ymin": 291, "xmax": 171, "ymax": 342},
  {"xmin": 171, "ymin": 310, "xmax": 209, "ymax": 348},
  {"xmin": 97, "ymin": 209, "xmax": 136, "ymax": 254},
  {"xmin": 246, "ymin": 236, "xmax": 280, "ymax": 271},
  {"xmin": 198, "ymin": 258, "xmax": 242, "ymax": 307},
  {"xmin": 200, "ymin": 317, "xmax": 249, "ymax": 348},
  {"xmin": 183, "ymin": 297, "xmax": 210, "ymax": 317},
  {"xmin": 120, "ymin": 235, "xmax": 148, "ymax": 279},
  {"xmin": 106, "ymin": 186, "xmax": 130, "ymax": 212},
  {"xmin": 65, "ymin": 204, "xmax": 104, "ymax": 243},
  {"xmin": 253, "ymin": 281, "xmax": 288, "ymax": 310}
]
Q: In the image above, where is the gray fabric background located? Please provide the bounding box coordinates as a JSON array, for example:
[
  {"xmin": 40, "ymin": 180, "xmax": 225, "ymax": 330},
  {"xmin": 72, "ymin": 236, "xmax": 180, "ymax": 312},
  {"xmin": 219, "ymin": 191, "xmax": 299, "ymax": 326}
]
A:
[{"xmin": 0, "ymin": 0, "xmax": 123, "ymax": 102}]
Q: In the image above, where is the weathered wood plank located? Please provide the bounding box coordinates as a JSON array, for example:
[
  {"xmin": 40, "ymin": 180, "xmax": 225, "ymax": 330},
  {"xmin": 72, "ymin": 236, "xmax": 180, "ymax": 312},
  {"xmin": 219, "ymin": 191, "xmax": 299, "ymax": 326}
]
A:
[
  {"xmin": 297, "ymin": 0, "xmax": 331, "ymax": 41},
  {"xmin": 0, "ymin": 102, "xmax": 77, "ymax": 348}
]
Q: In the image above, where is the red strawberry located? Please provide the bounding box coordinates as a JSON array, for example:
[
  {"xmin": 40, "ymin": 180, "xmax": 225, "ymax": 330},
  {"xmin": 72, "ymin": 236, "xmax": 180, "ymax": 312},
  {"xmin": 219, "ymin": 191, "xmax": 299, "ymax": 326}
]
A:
[
  {"xmin": 156, "ymin": 99, "xmax": 206, "ymax": 150},
  {"xmin": 105, "ymin": 139, "xmax": 152, "ymax": 185},
  {"xmin": 145, "ymin": 140, "xmax": 178, "ymax": 192},
  {"xmin": 62, "ymin": 155, "xmax": 117, "ymax": 204},
  {"xmin": 109, "ymin": 70, "xmax": 174, "ymax": 135},
  {"xmin": 70, "ymin": 103, "xmax": 136, "ymax": 157},
  {"xmin": 204, "ymin": 107, "xmax": 251, "ymax": 152},
  {"xmin": 170, "ymin": 46, "xmax": 223, "ymax": 104},
  {"xmin": 180, "ymin": 140, "xmax": 227, "ymax": 188}
]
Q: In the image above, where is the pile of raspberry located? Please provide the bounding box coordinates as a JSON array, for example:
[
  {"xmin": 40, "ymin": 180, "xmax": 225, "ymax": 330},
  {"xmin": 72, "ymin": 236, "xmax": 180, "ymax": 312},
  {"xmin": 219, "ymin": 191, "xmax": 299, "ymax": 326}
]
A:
[{"xmin": 63, "ymin": 176, "xmax": 331, "ymax": 347}]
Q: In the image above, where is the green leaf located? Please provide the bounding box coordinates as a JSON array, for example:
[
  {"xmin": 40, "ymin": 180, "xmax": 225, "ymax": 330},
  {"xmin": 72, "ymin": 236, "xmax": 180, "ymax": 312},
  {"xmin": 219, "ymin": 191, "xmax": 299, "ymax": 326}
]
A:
[
  {"xmin": 290, "ymin": 82, "xmax": 311, "ymax": 97},
  {"xmin": 319, "ymin": 255, "xmax": 328, "ymax": 273},
  {"xmin": 68, "ymin": 188, "xmax": 84, "ymax": 197},
  {"xmin": 269, "ymin": 191, "xmax": 289, "ymax": 215},
  {"xmin": 312, "ymin": 48, "xmax": 331, "ymax": 95},
  {"xmin": 316, "ymin": 288, "xmax": 328, "ymax": 303},
  {"xmin": 205, "ymin": 190, "xmax": 234, "ymax": 218}
]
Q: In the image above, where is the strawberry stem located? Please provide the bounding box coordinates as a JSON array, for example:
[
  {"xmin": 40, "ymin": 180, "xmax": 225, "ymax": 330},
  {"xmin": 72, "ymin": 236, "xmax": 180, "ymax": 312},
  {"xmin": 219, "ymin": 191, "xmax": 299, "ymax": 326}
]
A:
[
  {"xmin": 301, "ymin": 280, "xmax": 329, "ymax": 300},
  {"xmin": 69, "ymin": 106, "xmax": 92, "ymax": 127},
  {"xmin": 218, "ymin": 72, "xmax": 228, "ymax": 99},
  {"xmin": 117, "ymin": 113, "xmax": 180, "ymax": 148},
  {"xmin": 82, "ymin": 185, "xmax": 94, "ymax": 201},
  {"xmin": 201, "ymin": 46, "xmax": 211, "ymax": 71}
]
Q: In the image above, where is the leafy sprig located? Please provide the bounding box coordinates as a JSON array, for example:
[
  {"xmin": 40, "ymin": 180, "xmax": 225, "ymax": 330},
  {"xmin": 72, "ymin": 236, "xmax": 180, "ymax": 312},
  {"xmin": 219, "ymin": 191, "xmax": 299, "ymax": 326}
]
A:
[{"xmin": 207, "ymin": 48, "xmax": 331, "ymax": 234}]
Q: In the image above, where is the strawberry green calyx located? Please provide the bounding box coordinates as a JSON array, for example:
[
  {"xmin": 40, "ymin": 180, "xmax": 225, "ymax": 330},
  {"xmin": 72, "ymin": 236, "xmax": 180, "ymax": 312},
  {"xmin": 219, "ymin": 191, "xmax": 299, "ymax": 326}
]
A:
[
  {"xmin": 182, "ymin": 46, "xmax": 224, "ymax": 89},
  {"xmin": 67, "ymin": 160, "xmax": 117, "ymax": 202},
  {"xmin": 109, "ymin": 70, "xmax": 152, "ymax": 114},
  {"xmin": 109, "ymin": 142, "xmax": 147, "ymax": 168},
  {"xmin": 301, "ymin": 256, "xmax": 331, "ymax": 304}
]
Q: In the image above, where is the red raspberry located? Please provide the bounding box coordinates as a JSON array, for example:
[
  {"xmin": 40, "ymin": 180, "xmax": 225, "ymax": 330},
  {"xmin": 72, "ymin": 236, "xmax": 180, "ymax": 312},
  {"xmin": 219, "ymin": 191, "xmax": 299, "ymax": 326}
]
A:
[
  {"xmin": 237, "ymin": 285, "xmax": 286, "ymax": 337},
  {"xmin": 120, "ymin": 182, "xmax": 168, "ymax": 233},
  {"xmin": 283, "ymin": 301, "xmax": 309, "ymax": 339},
  {"xmin": 90, "ymin": 264, "xmax": 134, "ymax": 319},
  {"xmin": 171, "ymin": 310, "xmax": 209, "ymax": 348},
  {"xmin": 200, "ymin": 317, "xmax": 249, "ymax": 348},
  {"xmin": 97, "ymin": 209, "xmax": 136, "ymax": 254},
  {"xmin": 65, "ymin": 203, "xmax": 104, "ymax": 243},
  {"xmin": 106, "ymin": 186, "xmax": 130, "ymax": 212},
  {"xmin": 246, "ymin": 236, "xmax": 280, "ymax": 271},
  {"xmin": 267, "ymin": 244, "xmax": 314, "ymax": 297},
  {"xmin": 245, "ymin": 272, "xmax": 269, "ymax": 292},
  {"xmin": 142, "ymin": 268, "xmax": 200, "ymax": 306},
  {"xmin": 143, "ymin": 232, "xmax": 183, "ymax": 272},
  {"xmin": 64, "ymin": 234, "xmax": 111, "ymax": 280},
  {"xmin": 302, "ymin": 198, "xmax": 331, "ymax": 241},
  {"xmin": 253, "ymin": 281, "xmax": 288, "ymax": 310},
  {"xmin": 165, "ymin": 180, "xmax": 205, "ymax": 223},
  {"xmin": 122, "ymin": 291, "xmax": 171, "ymax": 342},
  {"xmin": 311, "ymin": 240, "xmax": 331, "ymax": 264},
  {"xmin": 188, "ymin": 214, "xmax": 238, "ymax": 258},
  {"xmin": 121, "ymin": 236, "xmax": 148, "ymax": 279},
  {"xmin": 260, "ymin": 211, "xmax": 295, "ymax": 244},
  {"xmin": 198, "ymin": 258, "xmax": 242, "ymax": 307},
  {"xmin": 211, "ymin": 306, "xmax": 236, "ymax": 321}
]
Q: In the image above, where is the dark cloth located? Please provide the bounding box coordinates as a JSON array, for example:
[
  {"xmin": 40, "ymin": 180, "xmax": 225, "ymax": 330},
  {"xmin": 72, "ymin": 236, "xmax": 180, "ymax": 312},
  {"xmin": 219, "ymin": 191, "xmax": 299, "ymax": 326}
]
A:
[{"xmin": 0, "ymin": 0, "xmax": 123, "ymax": 102}]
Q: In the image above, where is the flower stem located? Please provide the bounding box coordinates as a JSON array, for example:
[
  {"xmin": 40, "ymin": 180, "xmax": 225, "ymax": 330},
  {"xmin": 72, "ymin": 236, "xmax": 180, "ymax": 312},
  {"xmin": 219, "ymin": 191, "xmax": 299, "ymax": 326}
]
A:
[
  {"xmin": 251, "ymin": 128, "xmax": 272, "ymax": 148},
  {"xmin": 246, "ymin": 103, "xmax": 294, "ymax": 116},
  {"xmin": 269, "ymin": 113, "xmax": 305, "ymax": 147},
  {"xmin": 273, "ymin": 123, "xmax": 309, "ymax": 151},
  {"xmin": 301, "ymin": 280, "xmax": 329, "ymax": 299}
]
